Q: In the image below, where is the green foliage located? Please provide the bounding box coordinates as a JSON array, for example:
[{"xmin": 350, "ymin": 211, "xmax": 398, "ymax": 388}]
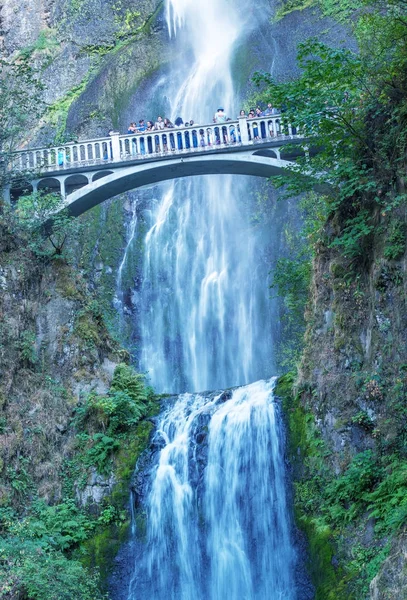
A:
[
  {"xmin": 0, "ymin": 55, "xmax": 44, "ymax": 189},
  {"xmin": 329, "ymin": 209, "xmax": 374, "ymax": 259},
  {"xmin": 253, "ymin": 1, "xmax": 407, "ymax": 265},
  {"xmin": 14, "ymin": 190, "xmax": 82, "ymax": 259},
  {"xmin": 278, "ymin": 373, "xmax": 407, "ymax": 596},
  {"xmin": 324, "ymin": 450, "xmax": 379, "ymax": 523},
  {"xmin": 19, "ymin": 28, "xmax": 59, "ymax": 61},
  {"xmin": 271, "ymin": 192, "xmax": 329, "ymax": 368},
  {"xmin": 0, "ymin": 537, "xmax": 105, "ymax": 600},
  {"xmin": 6, "ymin": 499, "xmax": 94, "ymax": 552},
  {"xmin": 271, "ymin": 253, "xmax": 311, "ymax": 367},
  {"xmin": 367, "ymin": 459, "xmax": 407, "ymax": 534},
  {"xmin": 17, "ymin": 330, "xmax": 37, "ymax": 367},
  {"xmin": 0, "ymin": 364, "xmax": 158, "ymax": 598},
  {"xmin": 383, "ymin": 219, "xmax": 406, "ymax": 260},
  {"xmin": 351, "ymin": 411, "xmax": 374, "ymax": 431},
  {"xmin": 110, "ymin": 363, "xmax": 151, "ymax": 405},
  {"xmin": 73, "ymin": 364, "xmax": 152, "ymax": 473}
]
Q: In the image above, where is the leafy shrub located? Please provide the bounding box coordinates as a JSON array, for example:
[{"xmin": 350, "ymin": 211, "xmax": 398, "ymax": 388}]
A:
[
  {"xmin": 73, "ymin": 364, "xmax": 152, "ymax": 472},
  {"xmin": 366, "ymin": 460, "xmax": 407, "ymax": 534},
  {"xmin": 383, "ymin": 220, "xmax": 406, "ymax": 260},
  {"xmin": 351, "ymin": 411, "xmax": 374, "ymax": 431},
  {"xmin": 15, "ymin": 191, "xmax": 82, "ymax": 260},
  {"xmin": 324, "ymin": 451, "xmax": 379, "ymax": 523},
  {"xmin": 7, "ymin": 499, "xmax": 95, "ymax": 552},
  {"xmin": 18, "ymin": 330, "xmax": 37, "ymax": 366},
  {"xmin": 0, "ymin": 537, "xmax": 105, "ymax": 600}
]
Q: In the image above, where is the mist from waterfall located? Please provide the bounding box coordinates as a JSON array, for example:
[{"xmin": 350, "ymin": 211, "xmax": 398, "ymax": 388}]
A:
[{"xmin": 130, "ymin": 0, "xmax": 275, "ymax": 394}]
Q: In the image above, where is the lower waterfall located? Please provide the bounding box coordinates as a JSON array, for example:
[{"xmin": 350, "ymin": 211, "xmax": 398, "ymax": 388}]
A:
[{"xmin": 126, "ymin": 379, "xmax": 299, "ymax": 600}]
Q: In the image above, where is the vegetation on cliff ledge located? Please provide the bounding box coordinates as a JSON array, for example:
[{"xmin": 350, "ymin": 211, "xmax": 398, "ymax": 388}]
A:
[{"xmin": 265, "ymin": 0, "xmax": 407, "ymax": 596}]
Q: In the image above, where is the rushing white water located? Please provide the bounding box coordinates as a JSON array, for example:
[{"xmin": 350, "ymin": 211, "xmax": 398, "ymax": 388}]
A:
[
  {"xmin": 131, "ymin": 0, "xmax": 274, "ymax": 393},
  {"xmin": 127, "ymin": 380, "xmax": 297, "ymax": 600},
  {"xmin": 117, "ymin": 3, "xmax": 302, "ymax": 598}
]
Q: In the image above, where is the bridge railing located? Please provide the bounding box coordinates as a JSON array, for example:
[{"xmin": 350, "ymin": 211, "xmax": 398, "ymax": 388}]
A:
[{"xmin": 9, "ymin": 115, "xmax": 302, "ymax": 174}]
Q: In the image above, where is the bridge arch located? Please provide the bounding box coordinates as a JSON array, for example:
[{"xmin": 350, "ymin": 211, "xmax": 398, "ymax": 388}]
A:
[
  {"xmin": 60, "ymin": 151, "xmax": 295, "ymax": 218},
  {"xmin": 38, "ymin": 177, "xmax": 61, "ymax": 194},
  {"xmin": 92, "ymin": 170, "xmax": 114, "ymax": 182},
  {"xmin": 64, "ymin": 174, "xmax": 90, "ymax": 195}
]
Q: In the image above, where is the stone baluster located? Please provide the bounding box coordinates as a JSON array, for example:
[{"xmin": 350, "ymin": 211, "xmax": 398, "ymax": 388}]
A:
[
  {"xmin": 155, "ymin": 131, "xmax": 163, "ymax": 154},
  {"xmin": 271, "ymin": 118, "xmax": 277, "ymax": 137},
  {"xmin": 238, "ymin": 117, "xmax": 249, "ymax": 144},
  {"xmin": 109, "ymin": 132, "xmax": 121, "ymax": 162}
]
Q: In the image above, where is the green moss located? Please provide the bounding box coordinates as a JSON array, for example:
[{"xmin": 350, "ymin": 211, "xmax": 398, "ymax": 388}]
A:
[
  {"xmin": 299, "ymin": 516, "xmax": 349, "ymax": 600},
  {"xmin": 18, "ymin": 28, "xmax": 59, "ymax": 61},
  {"xmin": 275, "ymin": 0, "xmax": 316, "ymax": 19},
  {"xmin": 74, "ymin": 314, "xmax": 101, "ymax": 347},
  {"xmin": 276, "ymin": 373, "xmax": 348, "ymax": 598},
  {"xmin": 80, "ymin": 419, "xmax": 155, "ymax": 586},
  {"xmin": 48, "ymin": 78, "xmax": 91, "ymax": 143}
]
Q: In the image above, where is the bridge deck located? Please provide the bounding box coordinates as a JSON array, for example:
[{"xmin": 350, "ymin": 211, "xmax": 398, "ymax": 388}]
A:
[{"xmin": 8, "ymin": 115, "xmax": 301, "ymax": 178}]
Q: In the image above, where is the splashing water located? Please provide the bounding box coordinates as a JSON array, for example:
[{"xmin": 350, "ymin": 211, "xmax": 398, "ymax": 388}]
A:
[{"xmin": 127, "ymin": 380, "xmax": 297, "ymax": 600}]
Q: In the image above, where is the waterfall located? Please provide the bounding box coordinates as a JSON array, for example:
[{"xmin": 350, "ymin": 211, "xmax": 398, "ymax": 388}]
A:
[
  {"xmin": 113, "ymin": 2, "xmax": 308, "ymax": 598},
  {"xmin": 130, "ymin": 0, "xmax": 275, "ymax": 394},
  {"xmin": 127, "ymin": 380, "xmax": 297, "ymax": 600},
  {"xmin": 114, "ymin": 197, "xmax": 139, "ymax": 335}
]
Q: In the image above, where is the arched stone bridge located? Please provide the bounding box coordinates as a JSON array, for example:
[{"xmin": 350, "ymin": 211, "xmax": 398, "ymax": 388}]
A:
[{"xmin": 5, "ymin": 115, "xmax": 307, "ymax": 218}]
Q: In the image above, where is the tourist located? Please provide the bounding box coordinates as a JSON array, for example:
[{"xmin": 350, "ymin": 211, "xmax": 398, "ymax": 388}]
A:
[
  {"xmin": 263, "ymin": 102, "xmax": 279, "ymax": 116},
  {"xmin": 146, "ymin": 121, "xmax": 154, "ymax": 154},
  {"xmin": 184, "ymin": 122, "xmax": 191, "ymax": 149},
  {"xmin": 214, "ymin": 108, "xmax": 229, "ymax": 143},
  {"xmin": 249, "ymin": 110, "xmax": 260, "ymax": 141},
  {"xmin": 199, "ymin": 128, "xmax": 206, "ymax": 147},
  {"xmin": 175, "ymin": 117, "xmax": 184, "ymax": 150},
  {"xmin": 154, "ymin": 116, "xmax": 165, "ymax": 152},
  {"xmin": 262, "ymin": 104, "xmax": 279, "ymax": 137},
  {"xmin": 138, "ymin": 119, "xmax": 146, "ymax": 155},
  {"xmin": 239, "ymin": 109, "xmax": 246, "ymax": 117},
  {"xmin": 164, "ymin": 118, "xmax": 175, "ymax": 151},
  {"xmin": 162, "ymin": 118, "xmax": 173, "ymax": 152},
  {"xmin": 214, "ymin": 107, "xmax": 227, "ymax": 123},
  {"xmin": 255, "ymin": 107, "xmax": 266, "ymax": 139},
  {"xmin": 190, "ymin": 120, "xmax": 198, "ymax": 148},
  {"xmin": 127, "ymin": 122, "xmax": 138, "ymax": 155}
]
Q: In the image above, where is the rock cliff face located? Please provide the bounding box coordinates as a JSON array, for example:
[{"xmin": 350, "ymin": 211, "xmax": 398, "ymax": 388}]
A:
[
  {"xmin": 282, "ymin": 207, "xmax": 407, "ymax": 598},
  {"xmin": 1, "ymin": 0, "xmax": 165, "ymax": 142},
  {"xmin": 0, "ymin": 222, "xmax": 123, "ymax": 505}
]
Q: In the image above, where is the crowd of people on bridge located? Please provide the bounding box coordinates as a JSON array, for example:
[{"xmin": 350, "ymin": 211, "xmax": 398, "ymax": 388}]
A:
[{"xmin": 123, "ymin": 103, "xmax": 282, "ymax": 154}]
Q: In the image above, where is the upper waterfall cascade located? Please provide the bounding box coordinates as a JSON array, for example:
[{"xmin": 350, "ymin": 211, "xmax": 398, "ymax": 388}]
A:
[{"xmin": 134, "ymin": 0, "xmax": 276, "ymax": 394}]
